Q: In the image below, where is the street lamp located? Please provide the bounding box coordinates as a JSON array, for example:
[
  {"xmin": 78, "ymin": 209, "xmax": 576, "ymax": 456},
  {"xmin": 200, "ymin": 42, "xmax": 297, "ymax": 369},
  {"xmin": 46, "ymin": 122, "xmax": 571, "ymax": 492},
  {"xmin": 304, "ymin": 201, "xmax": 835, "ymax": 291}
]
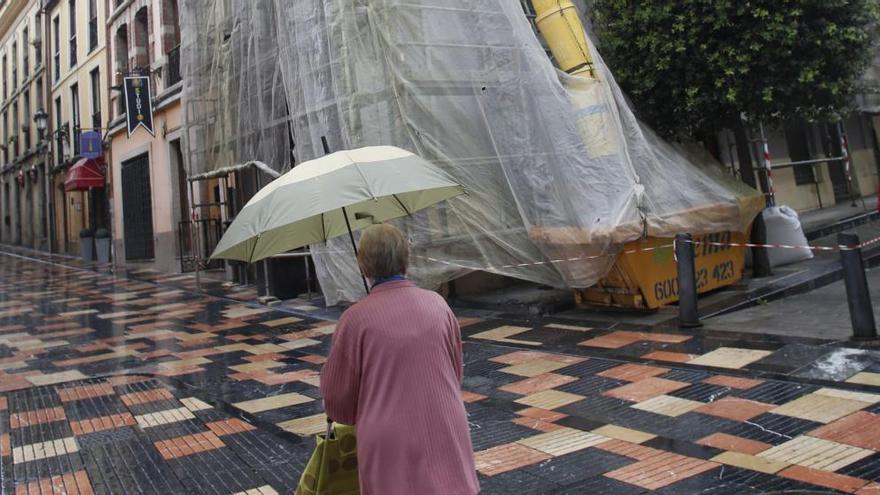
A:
[
  {"xmin": 33, "ymin": 109, "xmax": 48, "ymax": 141},
  {"xmin": 32, "ymin": 108, "xmax": 52, "ymax": 254}
]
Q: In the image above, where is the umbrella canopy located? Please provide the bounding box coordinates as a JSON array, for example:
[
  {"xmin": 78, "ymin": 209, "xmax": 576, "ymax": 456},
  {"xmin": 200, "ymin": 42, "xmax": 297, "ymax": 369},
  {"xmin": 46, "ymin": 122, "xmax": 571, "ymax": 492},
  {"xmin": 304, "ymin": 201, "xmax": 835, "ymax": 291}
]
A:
[{"xmin": 211, "ymin": 146, "xmax": 465, "ymax": 262}]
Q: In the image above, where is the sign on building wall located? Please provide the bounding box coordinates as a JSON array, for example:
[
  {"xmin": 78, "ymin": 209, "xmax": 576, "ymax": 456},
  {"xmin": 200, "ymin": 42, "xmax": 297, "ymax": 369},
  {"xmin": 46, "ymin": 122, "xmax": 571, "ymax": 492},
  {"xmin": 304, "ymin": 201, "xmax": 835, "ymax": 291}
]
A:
[
  {"xmin": 80, "ymin": 131, "xmax": 103, "ymax": 159},
  {"xmin": 124, "ymin": 76, "xmax": 155, "ymax": 137}
]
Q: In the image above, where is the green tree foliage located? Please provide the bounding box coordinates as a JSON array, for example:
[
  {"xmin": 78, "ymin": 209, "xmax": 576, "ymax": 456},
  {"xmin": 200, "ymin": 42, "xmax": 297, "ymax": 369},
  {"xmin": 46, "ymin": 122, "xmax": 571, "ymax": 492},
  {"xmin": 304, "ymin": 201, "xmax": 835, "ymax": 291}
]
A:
[{"xmin": 591, "ymin": 0, "xmax": 880, "ymax": 139}]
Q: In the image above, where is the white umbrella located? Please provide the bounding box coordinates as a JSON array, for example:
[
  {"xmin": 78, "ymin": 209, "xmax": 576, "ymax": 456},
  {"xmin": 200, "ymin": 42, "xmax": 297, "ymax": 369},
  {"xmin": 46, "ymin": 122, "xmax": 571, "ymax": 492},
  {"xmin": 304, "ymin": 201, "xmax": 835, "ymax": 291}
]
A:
[{"xmin": 211, "ymin": 146, "xmax": 465, "ymax": 290}]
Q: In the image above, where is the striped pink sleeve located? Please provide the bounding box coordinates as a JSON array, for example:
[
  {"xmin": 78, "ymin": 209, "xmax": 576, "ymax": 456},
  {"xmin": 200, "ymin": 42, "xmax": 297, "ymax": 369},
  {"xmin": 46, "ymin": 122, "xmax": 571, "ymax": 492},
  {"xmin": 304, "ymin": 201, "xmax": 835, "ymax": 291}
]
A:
[
  {"xmin": 319, "ymin": 314, "xmax": 360, "ymax": 425},
  {"xmin": 447, "ymin": 309, "xmax": 464, "ymax": 385}
]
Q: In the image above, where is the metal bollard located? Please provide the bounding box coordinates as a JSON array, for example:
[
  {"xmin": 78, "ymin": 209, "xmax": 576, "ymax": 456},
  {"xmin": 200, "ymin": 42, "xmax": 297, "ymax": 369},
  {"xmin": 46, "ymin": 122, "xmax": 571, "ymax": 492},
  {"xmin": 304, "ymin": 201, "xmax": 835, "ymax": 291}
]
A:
[
  {"xmin": 676, "ymin": 233, "xmax": 702, "ymax": 328},
  {"xmin": 751, "ymin": 211, "xmax": 772, "ymax": 278},
  {"xmin": 839, "ymin": 232, "xmax": 877, "ymax": 340}
]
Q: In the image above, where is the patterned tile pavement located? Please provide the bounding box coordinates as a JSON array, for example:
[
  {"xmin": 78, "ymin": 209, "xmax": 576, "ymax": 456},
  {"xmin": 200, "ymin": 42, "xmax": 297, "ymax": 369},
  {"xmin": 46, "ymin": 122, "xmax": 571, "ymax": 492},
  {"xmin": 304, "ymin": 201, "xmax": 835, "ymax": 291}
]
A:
[{"xmin": 2, "ymin": 247, "xmax": 880, "ymax": 493}]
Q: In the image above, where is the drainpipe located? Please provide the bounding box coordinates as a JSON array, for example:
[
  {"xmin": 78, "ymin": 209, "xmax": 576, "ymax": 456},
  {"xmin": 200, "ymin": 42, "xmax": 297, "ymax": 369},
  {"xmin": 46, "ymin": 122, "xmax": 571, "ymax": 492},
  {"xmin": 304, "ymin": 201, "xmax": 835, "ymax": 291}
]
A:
[{"xmin": 42, "ymin": 3, "xmax": 54, "ymax": 253}]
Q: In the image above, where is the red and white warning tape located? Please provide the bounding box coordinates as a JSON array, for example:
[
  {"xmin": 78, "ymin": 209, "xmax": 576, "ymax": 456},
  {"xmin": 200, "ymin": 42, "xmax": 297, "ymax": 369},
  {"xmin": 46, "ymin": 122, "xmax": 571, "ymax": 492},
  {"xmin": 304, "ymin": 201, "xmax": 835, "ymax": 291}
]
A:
[{"xmin": 415, "ymin": 234, "xmax": 880, "ymax": 271}]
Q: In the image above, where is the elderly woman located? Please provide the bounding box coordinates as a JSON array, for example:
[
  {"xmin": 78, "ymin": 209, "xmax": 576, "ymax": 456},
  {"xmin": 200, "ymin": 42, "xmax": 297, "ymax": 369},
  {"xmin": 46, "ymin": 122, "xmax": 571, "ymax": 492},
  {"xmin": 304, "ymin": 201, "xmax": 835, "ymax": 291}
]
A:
[{"xmin": 320, "ymin": 224, "xmax": 479, "ymax": 495}]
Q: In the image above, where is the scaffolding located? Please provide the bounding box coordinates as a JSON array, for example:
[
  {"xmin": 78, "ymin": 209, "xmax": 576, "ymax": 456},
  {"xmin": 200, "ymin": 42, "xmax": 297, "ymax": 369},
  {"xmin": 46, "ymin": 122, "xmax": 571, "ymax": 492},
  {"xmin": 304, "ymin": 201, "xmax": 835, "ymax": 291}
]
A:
[{"xmin": 180, "ymin": 0, "xmax": 763, "ymax": 305}]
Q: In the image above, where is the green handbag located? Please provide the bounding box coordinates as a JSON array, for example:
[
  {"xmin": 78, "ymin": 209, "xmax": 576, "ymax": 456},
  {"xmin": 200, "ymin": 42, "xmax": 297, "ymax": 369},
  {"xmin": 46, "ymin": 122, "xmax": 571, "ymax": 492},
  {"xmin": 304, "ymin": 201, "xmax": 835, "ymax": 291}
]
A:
[{"xmin": 295, "ymin": 420, "xmax": 360, "ymax": 495}]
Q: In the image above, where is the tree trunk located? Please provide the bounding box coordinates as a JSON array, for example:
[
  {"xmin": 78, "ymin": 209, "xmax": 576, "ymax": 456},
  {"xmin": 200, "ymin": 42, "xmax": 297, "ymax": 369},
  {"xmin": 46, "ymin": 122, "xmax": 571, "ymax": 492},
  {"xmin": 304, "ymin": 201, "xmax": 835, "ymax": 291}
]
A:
[{"xmin": 697, "ymin": 126, "xmax": 722, "ymax": 163}]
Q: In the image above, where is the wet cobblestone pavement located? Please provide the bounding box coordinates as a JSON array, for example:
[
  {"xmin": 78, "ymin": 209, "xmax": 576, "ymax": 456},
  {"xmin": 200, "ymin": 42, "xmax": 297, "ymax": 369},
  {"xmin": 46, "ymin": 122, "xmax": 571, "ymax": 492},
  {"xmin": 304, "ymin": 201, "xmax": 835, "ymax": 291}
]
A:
[{"xmin": 2, "ymin": 247, "xmax": 880, "ymax": 493}]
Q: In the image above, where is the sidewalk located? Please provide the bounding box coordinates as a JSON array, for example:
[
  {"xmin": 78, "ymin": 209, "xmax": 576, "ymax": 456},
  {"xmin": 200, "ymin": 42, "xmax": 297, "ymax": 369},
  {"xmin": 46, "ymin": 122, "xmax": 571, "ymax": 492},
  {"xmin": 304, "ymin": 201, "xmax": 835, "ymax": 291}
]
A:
[{"xmin": 3, "ymin": 246, "xmax": 880, "ymax": 493}]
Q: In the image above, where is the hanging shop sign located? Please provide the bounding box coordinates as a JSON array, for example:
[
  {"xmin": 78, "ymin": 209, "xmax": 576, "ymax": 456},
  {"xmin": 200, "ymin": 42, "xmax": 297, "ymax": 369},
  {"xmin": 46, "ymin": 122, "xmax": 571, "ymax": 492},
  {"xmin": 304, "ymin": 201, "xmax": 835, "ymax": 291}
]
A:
[
  {"xmin": 124, "ymin": 76, "xmax": 155, "ymax": 137},
  {"xmin": 80, "ymin": 131, "xmax": 103, "ymax": 159}
]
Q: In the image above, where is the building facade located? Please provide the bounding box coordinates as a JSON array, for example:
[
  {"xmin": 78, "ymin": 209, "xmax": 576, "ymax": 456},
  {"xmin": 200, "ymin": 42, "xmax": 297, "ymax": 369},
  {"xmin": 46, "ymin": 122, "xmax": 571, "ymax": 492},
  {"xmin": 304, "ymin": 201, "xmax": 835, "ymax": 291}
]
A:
[
  {"xmin": 0, "ymin": 0, "xmax": 49, "ymax": 250},
  {"xmin": 42, "ymin": 0, "xmax": 110, "ymax": 255},
  {"xmin": 107, "ymin": 0, "xmax": 183, "ymax": 272},
  {"xmin": 717, "ymin": 115, "xmax": 880, "ymax": 213}
]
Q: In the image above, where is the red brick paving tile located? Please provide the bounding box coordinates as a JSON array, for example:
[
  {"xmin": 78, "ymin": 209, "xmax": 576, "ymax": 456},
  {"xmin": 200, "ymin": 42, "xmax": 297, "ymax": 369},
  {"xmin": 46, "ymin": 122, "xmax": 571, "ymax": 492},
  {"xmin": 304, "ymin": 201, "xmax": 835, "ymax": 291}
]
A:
[
  {"xmin": 594, "ymin": 439, "xmax": 664, "ymax": 460},
  {"xmin": 139, "ymin": 349, "xmax": 174, "ymax": 360},
  {"xmin": 155, "ymin": 432, "xmax": 228, "ymax": 460},
  {"xmin": 458, "ymin": 317, "xmax": 482, "ymax": 327},
  {"xmin": 10, "ymin": 407, "xmax": 66, "ymax": 428},
  {"xmin": 702, "ymin": 375, "xmax": 764, "ymax": 390},
  {"xmin": 604, "ymin": 453, "xmax": 719, "ymax": 490},
  {"xmin": 858, "ymin": 483, "xmax": 880, "ymax": 494},
  {"xmin": 0, "ymin": 375, "xmax": 33, "ymax": 393},
  {"xmin": 809, "ymin": 411, "xmax": 880, "ymax": 450},
  {"xmin": 473, "ymin": 443, "xmax": 552, "ymax": 476},
  {"xmin": 177, "ymin": 338, "xmax": 216, "ymax": 349},
  {"xmin": 243, "ymin": 353, "xmax": 286, "ymax": 363},
  {"xmin": 173, "ymin": 348, "xmax": 223, "ymax": 360},
  {"xmin": 780, "ymin": 465, "xmax": 869, "ymax": 493},
  {"xmin": 298, "ymin": 354, "xmax": 327, "ymax": 365},
  {"xmin": 515, "ymin": 407, "xmax": 568, "ymax": 422},
  {"xmin": 15, "ymin": 470, "xmax": 92, "ymax": 495},
  {"xmin": 512, "ymin": 417, "xmax": 565, "ymax": 432},
  {"xmin": 56, "ymin": 383, "xmax": 116, "ymax": 402},
  {"xmin": 205, "ymin": 418, "xmax": 257, "ymax": 436},
  {"xmin": 641, "ymin": 351, "xmax": 698, "ymax": 363},
  {"xmin": 70, "ymin": 413, "xmax": 136, "ymax": 436},
  {"xmin": 499, "ymin": 373, "xmax": 579, "ymax": 395},
  {"xmin": 1, "ymin": 433, "xmax": 10, "ymax": 457},
  {"xmin": 461, "ymin": 391, "xmax": 487, "ymax": 403},
  {"xmin": 120, "ymin": 388, "xmax": 174, "ymax": 406},
  {"xmin": 579, "ymin": 332, "xmax": 643, "ymax": 349},
  {"xmin": 695, "ymin": 397, "xmax": 774, "ymax": 422},
  {"xmin": 696, "ymin": 433, "xmax": 771, "ymax": 455},
  {"xmin": 603, "ymin": 378, "xmax": 689, "ymax": 402},
  {"xmin": 0, "ymin": 396, "xmax": 7, "ymax": 411},
  {"xmin": 74, "ymin": 469, "xmax": 94, "ymax": 495},
  {"xmin": 598, "ymin": 363, "xmax": 670, "ymax": 382},
  {"xmin": 229, "ymin": 372, "xmax": 253, "ymax": 381}
]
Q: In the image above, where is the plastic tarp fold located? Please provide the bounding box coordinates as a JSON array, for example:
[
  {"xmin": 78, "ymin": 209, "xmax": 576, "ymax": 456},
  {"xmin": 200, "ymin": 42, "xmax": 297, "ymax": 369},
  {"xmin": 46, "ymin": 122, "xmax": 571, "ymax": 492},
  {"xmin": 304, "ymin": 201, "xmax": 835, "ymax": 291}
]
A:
[{"xmin": 180, "ymin": 0, "xmax": 763, "ymax": 305}]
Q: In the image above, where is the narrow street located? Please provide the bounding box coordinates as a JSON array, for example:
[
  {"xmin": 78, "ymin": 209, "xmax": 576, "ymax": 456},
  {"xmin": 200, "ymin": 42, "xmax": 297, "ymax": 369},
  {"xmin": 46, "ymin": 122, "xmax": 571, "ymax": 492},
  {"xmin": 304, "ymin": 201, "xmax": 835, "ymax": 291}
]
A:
[{"xmin": 2, "ymin": 249, "xmax": 880, "ymax": 494}]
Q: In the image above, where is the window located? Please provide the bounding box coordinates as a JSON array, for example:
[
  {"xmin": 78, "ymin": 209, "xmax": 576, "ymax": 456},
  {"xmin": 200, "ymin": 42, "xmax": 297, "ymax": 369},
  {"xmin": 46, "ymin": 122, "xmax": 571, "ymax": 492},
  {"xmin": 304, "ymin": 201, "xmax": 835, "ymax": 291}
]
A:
[
  {"xmin": 54, "ymin": 97, "xmax": 63, "ymax": 165},
  {"xmin": 11, "ymin": 42, "xmax": 17, "ymax": 91},
  {"xmin": 22, "ymin": 90, "xmax": 30, "ymax": 151},
  {"xmin": 90, "ymin": 68, "xmax": 101, "ymax": 130},
  {"xmin": 115, "ymin": 25, "xmax": 129, "ymax": 117},
  {"xmin": 34, "ymin": 13, "xmax": 41, "ymax": 67},
  {"xmin": 34, "ymin": 77, "xmax": 44, "ymax": 108},
  {"xmin": 2, "ymin": 112, "xmax": 7, "ymax": 163},
  {"xmin": 134, "ymin": 8, "xmax": 150, "ymax": 70},
  {"xmin": 785, "ymin": 121, "xmax": 817, "ymax": 185},
  {"xmin": 2, "ymin": 55, "xmax": 7, "ymax": 98},
  {"xmin": 11, "ymin": 102, "xmax": 18, "ymax": 158},
  {"xmin": 53, "ymin": 16, "xmax": 60, "ymax": 81},
  {"xmin": 22, "ymin": 28, "xmax": 28, "ymax": 78},
  {"xmin": 88, "ymin": 0, "xmax": 98, "ymax": 52},
  {"xmin": 70, "ymin": 83, "xmax": 80, "ymax": 156},
  {"xmin": 69, "ymin": 0, "xmax": 78, "ymax": 67}
]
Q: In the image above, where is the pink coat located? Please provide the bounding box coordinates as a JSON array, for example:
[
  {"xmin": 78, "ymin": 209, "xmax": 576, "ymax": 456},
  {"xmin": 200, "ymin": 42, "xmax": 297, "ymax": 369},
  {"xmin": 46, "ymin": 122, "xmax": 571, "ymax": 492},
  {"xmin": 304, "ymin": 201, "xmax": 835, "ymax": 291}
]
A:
[{"xmin": 320, "ymin": 280, "xmax": 480, "ymax": 495}]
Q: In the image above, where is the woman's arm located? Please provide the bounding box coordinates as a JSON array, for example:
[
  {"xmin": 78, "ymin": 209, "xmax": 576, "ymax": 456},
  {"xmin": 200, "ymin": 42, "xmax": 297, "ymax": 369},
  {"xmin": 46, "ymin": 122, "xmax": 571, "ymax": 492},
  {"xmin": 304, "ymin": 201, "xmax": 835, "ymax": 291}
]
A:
[
  {"xmin": 319, "ymin": 315, "xmax": 361, "ymax": 425},
  {"xmin": 447, "ymin": 309, "xmax": 464, "ymax": 385}
]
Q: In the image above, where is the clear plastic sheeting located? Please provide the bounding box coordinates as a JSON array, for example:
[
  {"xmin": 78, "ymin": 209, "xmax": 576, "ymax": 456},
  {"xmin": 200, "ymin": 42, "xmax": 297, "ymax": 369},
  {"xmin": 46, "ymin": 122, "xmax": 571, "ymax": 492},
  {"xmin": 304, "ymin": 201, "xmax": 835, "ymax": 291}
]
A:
[{"xmin": 180, "ymin": 0, "xmax": 763, "ymax": 305}]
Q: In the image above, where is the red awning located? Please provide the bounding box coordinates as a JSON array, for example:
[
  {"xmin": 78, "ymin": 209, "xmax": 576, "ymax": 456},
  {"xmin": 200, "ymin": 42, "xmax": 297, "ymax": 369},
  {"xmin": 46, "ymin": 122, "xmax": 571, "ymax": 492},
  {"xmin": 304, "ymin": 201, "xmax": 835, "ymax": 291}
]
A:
[{"xmin": 64, "ymin": 157, "xmax": 105, "ymax": 191}]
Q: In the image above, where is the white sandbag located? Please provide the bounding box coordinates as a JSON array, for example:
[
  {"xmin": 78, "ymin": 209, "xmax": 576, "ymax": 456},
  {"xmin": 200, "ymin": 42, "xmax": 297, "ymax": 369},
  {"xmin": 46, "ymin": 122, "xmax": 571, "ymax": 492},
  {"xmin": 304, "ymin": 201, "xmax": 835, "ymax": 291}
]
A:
[{"xmin": 763, "ymin": 206, "xmax": 814, "ymax": 267}]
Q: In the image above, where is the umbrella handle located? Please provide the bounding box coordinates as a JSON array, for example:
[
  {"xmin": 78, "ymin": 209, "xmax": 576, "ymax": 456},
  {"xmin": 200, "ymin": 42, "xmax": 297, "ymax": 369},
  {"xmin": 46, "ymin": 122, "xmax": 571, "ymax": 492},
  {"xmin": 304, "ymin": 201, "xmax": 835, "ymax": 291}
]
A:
[{"xmin": 342, "ymin": 206, "xmax": 371, "ymax": 295}]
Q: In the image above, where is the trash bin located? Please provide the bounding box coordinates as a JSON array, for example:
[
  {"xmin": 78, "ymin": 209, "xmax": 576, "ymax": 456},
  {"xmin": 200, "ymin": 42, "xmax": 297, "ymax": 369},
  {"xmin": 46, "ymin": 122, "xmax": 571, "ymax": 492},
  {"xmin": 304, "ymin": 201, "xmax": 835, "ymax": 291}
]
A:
[
  {"xmin": 263, "ymin": 255, "xmax": 319, "ymax": 300},
  {"xmin": 79, "ymin": 229, "xmax": 94, "ymax": 262},
  {"xmin": 94, "ymin": 228, "xmax": 111, "ymax": 263}
]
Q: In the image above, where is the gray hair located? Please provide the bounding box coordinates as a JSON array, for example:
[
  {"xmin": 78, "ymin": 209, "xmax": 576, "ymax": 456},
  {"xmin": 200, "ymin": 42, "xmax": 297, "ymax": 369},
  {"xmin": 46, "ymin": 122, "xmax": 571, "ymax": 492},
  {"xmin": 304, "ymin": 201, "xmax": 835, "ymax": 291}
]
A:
[{"xmin": 357, "ymin": 224, "xmax": 410, "ymax": 278}]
